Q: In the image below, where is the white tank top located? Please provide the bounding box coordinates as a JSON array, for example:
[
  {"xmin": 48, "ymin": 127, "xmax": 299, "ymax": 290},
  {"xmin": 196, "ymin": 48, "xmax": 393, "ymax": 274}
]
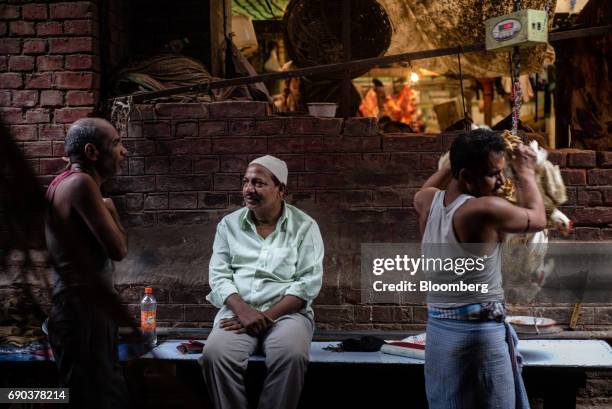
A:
[{"xmin": 421, "ymin": 190, "xmax": 504, "ymax": 305}]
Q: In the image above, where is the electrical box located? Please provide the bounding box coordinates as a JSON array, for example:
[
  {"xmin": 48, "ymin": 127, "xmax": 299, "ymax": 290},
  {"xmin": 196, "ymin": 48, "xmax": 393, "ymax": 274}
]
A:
[{"xmin": 485, "ymin": 9, "xmax": 548, "ymax": 52}]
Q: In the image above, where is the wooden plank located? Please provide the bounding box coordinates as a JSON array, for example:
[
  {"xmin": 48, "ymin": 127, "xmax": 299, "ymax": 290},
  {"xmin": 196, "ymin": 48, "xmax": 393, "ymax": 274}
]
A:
[{"xmin": 122, "ymin": 25, "xmax": 611, "ymax": 103}]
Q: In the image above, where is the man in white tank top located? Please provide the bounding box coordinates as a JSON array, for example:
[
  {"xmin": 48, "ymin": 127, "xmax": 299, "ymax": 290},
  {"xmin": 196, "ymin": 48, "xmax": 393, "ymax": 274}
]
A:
[{"xmin": 413, "ymin": 129, "xmax": 546, "ymax": 409}]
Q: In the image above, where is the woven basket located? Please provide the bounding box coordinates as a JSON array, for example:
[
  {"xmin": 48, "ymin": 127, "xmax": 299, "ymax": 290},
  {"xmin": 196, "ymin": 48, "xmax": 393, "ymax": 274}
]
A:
[{"xmin": 283, "ymin": 0, "xmax": 392, "ymax": 80}]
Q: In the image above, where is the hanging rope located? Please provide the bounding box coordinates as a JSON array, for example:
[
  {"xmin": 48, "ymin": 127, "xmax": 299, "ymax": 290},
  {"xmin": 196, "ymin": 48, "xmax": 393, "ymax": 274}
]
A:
[
  {"xmin": 456, "ymin": 50, "xmax": 468, "ymax": 130},
  {"xmin": 510, "ymin": 0, "xmax": 523, "ymax": 136}
]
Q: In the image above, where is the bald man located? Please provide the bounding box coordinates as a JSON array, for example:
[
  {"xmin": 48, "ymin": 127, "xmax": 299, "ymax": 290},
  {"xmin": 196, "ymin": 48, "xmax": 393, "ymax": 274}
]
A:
[{"xmin": 45, "ymin": 118, "xmax": 129, "ymax": 408}]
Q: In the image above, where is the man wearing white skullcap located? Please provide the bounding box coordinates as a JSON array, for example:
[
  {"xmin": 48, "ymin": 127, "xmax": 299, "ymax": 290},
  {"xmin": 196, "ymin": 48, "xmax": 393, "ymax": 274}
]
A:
[{"xmin": 200, "ymin": 155, "xmax": 324, "ymax": 409}]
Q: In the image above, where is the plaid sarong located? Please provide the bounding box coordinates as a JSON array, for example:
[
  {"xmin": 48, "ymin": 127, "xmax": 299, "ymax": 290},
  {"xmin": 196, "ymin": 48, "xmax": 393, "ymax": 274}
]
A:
[{"xmin": 425, "ymin": 303, "xmax": 530, "ymax": 409}]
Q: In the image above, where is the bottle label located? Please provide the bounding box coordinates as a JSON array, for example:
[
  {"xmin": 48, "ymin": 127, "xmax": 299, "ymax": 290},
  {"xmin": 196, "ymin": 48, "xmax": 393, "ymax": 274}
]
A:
[{"xmin": 141, "ymin": 311, "xmax": 156, "ymax": 331}]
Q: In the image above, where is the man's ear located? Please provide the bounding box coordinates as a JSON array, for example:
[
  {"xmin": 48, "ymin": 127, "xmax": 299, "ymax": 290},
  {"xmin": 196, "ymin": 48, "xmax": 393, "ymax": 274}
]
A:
[
  {"xmin": 83, "ymin": 143, "xmax": 99, "ymax": 161},
  {"xmin": 278, "ymin": 183, "xmax": 286, "ymax": 198}
]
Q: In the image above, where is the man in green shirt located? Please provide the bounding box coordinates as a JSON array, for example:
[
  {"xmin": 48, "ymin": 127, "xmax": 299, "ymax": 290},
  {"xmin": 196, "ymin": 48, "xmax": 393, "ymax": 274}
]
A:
[{"xmin": 199, "ymin": 155, "xmax": 324, "ymax": 409}]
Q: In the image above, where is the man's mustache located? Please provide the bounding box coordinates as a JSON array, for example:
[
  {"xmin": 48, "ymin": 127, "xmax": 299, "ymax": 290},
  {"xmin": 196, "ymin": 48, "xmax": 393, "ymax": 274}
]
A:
[{"xmin": 245, "ymin": 194, "xmax": 260, "ymax": 201}]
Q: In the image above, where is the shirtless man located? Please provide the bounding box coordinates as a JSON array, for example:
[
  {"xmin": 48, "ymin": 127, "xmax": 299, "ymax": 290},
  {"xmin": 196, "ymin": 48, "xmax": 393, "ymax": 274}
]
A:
[{"xmin": 45, "ymin": 118, "xmax": 129, "ymax": 409}]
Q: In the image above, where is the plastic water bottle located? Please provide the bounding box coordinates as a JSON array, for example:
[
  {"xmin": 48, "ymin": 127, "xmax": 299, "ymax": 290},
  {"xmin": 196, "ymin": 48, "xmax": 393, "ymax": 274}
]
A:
[{"xmin": 140, "ymin": 287, "xmax": 157, "ymax": 347}]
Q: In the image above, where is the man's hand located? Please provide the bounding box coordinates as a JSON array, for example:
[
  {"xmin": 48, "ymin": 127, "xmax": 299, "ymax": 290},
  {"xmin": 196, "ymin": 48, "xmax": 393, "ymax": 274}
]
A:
[
  {"xmin": 219, "ymin": 317, "xmax": 246, "ymax": 334},
  {"xmin": 234, "ymin": 308, "xmax": 273, "ymax": 336},
  {"xmin": 511, "ymin": 144, "xmax": 537, "ymax": 177}
]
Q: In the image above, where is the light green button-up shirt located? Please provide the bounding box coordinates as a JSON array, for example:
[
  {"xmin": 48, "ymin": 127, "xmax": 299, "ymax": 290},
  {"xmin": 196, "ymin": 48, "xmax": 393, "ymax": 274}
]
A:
[{"xmin": 206, "ymin": 202, "xmax": 324, "ymax": 324}]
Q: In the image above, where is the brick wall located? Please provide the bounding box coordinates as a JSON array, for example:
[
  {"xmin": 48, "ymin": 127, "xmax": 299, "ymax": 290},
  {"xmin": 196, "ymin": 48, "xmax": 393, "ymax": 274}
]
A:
[
  {"xmin": 2, "ymin": 96, "xmax": 612, "ymax": 330},
  {"xmin": 1, "ymin": 1, "xmax": 100, "ymax": 182}
]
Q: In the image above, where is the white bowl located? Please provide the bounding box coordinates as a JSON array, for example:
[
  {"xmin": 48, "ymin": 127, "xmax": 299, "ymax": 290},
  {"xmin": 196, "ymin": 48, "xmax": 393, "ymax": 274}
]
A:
[{"xmin": 307, "ymin": 103, "xmax": 338, "ymax": 118}]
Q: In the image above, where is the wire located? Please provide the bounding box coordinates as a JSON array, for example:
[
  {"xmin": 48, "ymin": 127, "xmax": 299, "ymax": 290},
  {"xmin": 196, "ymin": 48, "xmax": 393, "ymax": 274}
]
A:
[{"xmin": 457, "ymin": 50, "xmax": 468, "ymax": 130}]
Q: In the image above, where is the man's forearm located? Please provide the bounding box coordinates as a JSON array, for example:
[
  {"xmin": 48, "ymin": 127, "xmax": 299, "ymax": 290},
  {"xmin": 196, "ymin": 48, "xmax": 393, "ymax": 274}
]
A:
[
  {"xmin": 421, "ymin": 167, "xmax": 452, "ymax": 190},
  {"xmin": 225, "ymin": 293, "xmax": 252, "ymax": 315},
  {"xmin": 515, "ymin": 170, "xmax": 544, "ymax": 211},
  {"xmin": 263, "ymin": 295, "xmax": 305, "ymax": 321}
]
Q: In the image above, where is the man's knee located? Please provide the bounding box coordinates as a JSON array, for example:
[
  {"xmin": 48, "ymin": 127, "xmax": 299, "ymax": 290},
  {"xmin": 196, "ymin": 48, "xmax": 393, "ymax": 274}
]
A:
[{"xmin": 267, "ymin": 344, "xmax": 309, "ymax": 370}]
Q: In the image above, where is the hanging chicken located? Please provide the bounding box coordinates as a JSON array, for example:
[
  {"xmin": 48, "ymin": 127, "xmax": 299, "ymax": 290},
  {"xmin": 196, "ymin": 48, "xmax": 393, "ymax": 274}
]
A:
[{"xmin": 437, "ymin": 131, "xmax": 572, "ymax": 302}]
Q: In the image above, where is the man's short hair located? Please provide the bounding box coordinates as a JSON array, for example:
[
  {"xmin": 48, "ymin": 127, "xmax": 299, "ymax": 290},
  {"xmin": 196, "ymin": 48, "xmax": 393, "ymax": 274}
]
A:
[
  {"xmin": 450, "ymin": 129, "xmax": 506, "ymax": 179},
  {"xmin": 65, "ymin": 118, "xmax": 104, "ymax": 161}
]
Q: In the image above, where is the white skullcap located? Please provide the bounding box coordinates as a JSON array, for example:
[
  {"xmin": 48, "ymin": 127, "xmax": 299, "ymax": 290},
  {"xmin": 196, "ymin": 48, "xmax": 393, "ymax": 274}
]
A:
[{"xmin": 249, "ymin": 155, "xmax": 288, "ymax": 185}]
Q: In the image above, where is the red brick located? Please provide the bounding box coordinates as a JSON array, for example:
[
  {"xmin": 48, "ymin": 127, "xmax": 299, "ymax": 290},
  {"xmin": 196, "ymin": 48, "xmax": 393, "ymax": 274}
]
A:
[
  {"xmin": 157, "ymin": 139, "xmax": 211, "ymax": 155},
  {"xmin": 142, "ymin": 121, "xmax": 171, "ymax": 138},
  {"xmin": 39, "ymin": 124, "xmax": 65, "ymax": 140},
  {"xmin": 209, "ymin": 101, "xmax": 267, "ymax": 118},
  {"xmin": 567, "ymin": 150, "xmax": 596, "ymax": 168},
  {"xmin": 0, "ymin": 5, "xmax": 20, "ymax": 19},
  {"xmin": 155, "ymin": 103, "xmax": 208, "ymax": 119},
  {"xmin": 588, "ymin": 169, "xmax": 612, "ymax": 186},
  {"xmin": 25, "ymin": 109, "xmax": 50, "ymax": 124},
  {"xmin": 0, "ymin": 108, "xmax": 24, "ymax": 124},
  {"xmin": 158, "ymin": 211, "xmax": 212, "ymax": 225},
  {"xmin": 127, "ymin": 121, "xmax": 141, "ymax": 138},
  {"xmin": 268, "ymin": 136, "xmax": 309, "ymax": 153},
  {"xmin": 214, "ymin": 174, "xmax": 241, "ymax": 190},
  {"xmin": 10, "ymin": 125, "xmax": 37, "ymax": 141},
  {"xmin": 54, "ymin": 107, "xmax": 93, "ymax": 123},
  {"xmin": 40, "ymin": 90, "xmax": 64, "ymax": 107},
  {"xmin": 603, "ymin": 188, "xmax": 612, "ymax": 205},
  {"xmin": 23, "ymin": 141, "xmax": 52, "ymax": 157},
  {"xmin": 156, "ymin": 175, "xmax": 211, "ymax": 191},
  {"xmin": 574, "ymin": 207, "xmax": 612, "ymax": 225},
  {"xmin": 125, "ymin": 193, "xmax": 143, "ymax": 210},
  {"xmin": 0, "ymin": 39, "xmax": 21, "ymax": 54},
  {"xmin": 305, "ymin": 153, "xmax": 361, "ymax": 171},
  {"xmin": 65, "ymin": 90, "xmax": 94, "ymax": 106},
  {"xmin": 228, "ymin": 120, "xmax": 255, "ymax": 135},
  {"xmin": 40, "ymin": 158, "xmax": 67, "ymax": 175},
  {"xmin": 144, "ymin": 193, "xmax": 169, "ymax": 210},
  {"xmin": 64, "ymin": 54, "xmax": 93, "ymax": 70},
  {"xmin": 212, "ymin": 137, "xmax": 267, "ymax": 154},
  {"xmin": 561, "ymin": 169, "xmax": 587, "ymax": 185},
  {"xmin": 286, "ymin": 117, "xmax": 317, "ymax": 134},
  {"xmin": 49, "ymin": 38, "xmax": 92, "ymax": 54},
  {"xmin": 318, "ymin": 118, "xmax": 344, "ymax": 135},
  {"xmin": 55, "ymin": 72, "xmax": 93, "ymax": 89},
  {"xmin": 122, "ymin": 140, "xmax": 155, "ymax": 156},
  {"xmin": 577, "ymin": 189, "xmax": 603, "ymax": 206},
  {"xmin": 198, "ymin": 120, "xmax": 226, "ymax": 136},
  {"xmin": 23, "ymin": 39, "xmax": 46, "ymax": 54},
  {"xmin": 0, "ymin": 22, "xmax": 5, "ymax": 37},
  {"xmin": 0, "ymin": 73, "xmax": 23, "ymax": 89},
  {"xmin": 174, "ymin": 121, "xmax": 197, "ymax": 137},
  {"xmin": 36, "ymin": 55, "xmax": 63, "ymax": 71},
  {"xmin": 10, "ymin": 21, "xmax": 35, "ymax": 36},
  {"xmin": 192, "ymin": 156, "xmax": 219, "ymax": 173},
  {"xmin": 383, "ymin": 134, "xmax": 441, "ymax": 151},
  {"xmin": 37, "ymin": 21, "xmax": 63, "ymax": 36},
  {"xmin": 0, "ymin": 56, "xmax": 6, "ymax": 71},
  {"xmin": 50, "ymin": 2, "xmax": 94, "ymax": 19},
  {"xmin": 9, "ymin": 56, "xmax": 35, "ymax": 71},
  {"xmin": 574, "ymin": 227, "xmax": 603, "ymax": 241},
  {"xmin": 52, "ymin": 141, "xmax": 66, "ymax": 156},
  {"xmin": 343, "ymin": 117, "xmax": 378, "ymax": 136},
  {"xmin": 597, "ymin": 152, "xmax": 612, "ymax": 168},
  {"xmin": 104, "ymin": 176, "xmax": 156, "ymax": 194},
  {"xmin": 256, "ymin": 119, "xmax": 285, "ymax": 135},
  {"xmin": 128, "ymin": 157, "xmax": 144, "ymax": 175},
  {"xmin": 218, "ymin": 155, "xmax": 248, "ymax": 172},
  {"xmin": 12, "ymin": 90, "xmax": 38, "ymax": 107},
  {"xmin": 25, "ymin": 72, "xmax": 52, "ymax": 89},
  {"xmin": 144, "ymin": 156, "xmax": 169, "ymax": 174},
  {"xmin": 322, "ymin": 135, "xmax": 379, "ymax": 152},
  {"xmin": 198, "ymin": 192, "xmax": 227, "ymax": 208},
  {"xmin": 169, "ymin": 192, "xmax": 198, "ymax": 209},
  {"xmin": 313, "ymin": 306, "xmax": 354, "ymax": 323},
  {"xmin": 420, "ymin": 152, "xmax": 442, "ymax": 170},
  {"xmin": 22, "ymin": 4, "xmax": 48, "ymax": 20},
  {"xmin": 184, "ymin": 304, "xmax": 218, "ymax": 322},
  {"xmin": 0, "ymin": 91, "xmax": 10, "ymax": 106},
  {"xmin": 170, "ymin": 156, "xmax": 191, "ymax": 173},
  {"xmin": 64, "ymin": 20, "xmax": 93, "ymax": 35},
  {"xmin": 547, "ymin": 150, "xmax": 567, "ymax": 167}
]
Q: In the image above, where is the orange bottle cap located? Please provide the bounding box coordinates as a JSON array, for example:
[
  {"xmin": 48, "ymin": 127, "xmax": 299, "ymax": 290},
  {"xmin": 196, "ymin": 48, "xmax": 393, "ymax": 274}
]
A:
[{"xmin": 144, "ymin": 287, "xmax": 153, "ymax": 294}]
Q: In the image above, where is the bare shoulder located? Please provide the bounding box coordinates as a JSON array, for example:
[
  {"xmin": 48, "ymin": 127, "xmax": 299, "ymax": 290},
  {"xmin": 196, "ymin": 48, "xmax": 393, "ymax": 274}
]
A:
[
  {"xmin": 413, "ymin": 187, "xmax": 439, "ymax": 215},
  {"xmin": 56, "ymin": 172, "xmax": 99, "ymax": 202},
  {"xmin": 461, "ymin": 196, "xmax": 514, "ymax": 218}
]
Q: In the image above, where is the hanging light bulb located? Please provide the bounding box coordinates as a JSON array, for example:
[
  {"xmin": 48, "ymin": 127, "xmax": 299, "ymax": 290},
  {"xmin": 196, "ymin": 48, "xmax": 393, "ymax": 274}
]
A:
[{"xmin": 410, "ymin": 72, "xmax": 420, "ymax": 83}]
